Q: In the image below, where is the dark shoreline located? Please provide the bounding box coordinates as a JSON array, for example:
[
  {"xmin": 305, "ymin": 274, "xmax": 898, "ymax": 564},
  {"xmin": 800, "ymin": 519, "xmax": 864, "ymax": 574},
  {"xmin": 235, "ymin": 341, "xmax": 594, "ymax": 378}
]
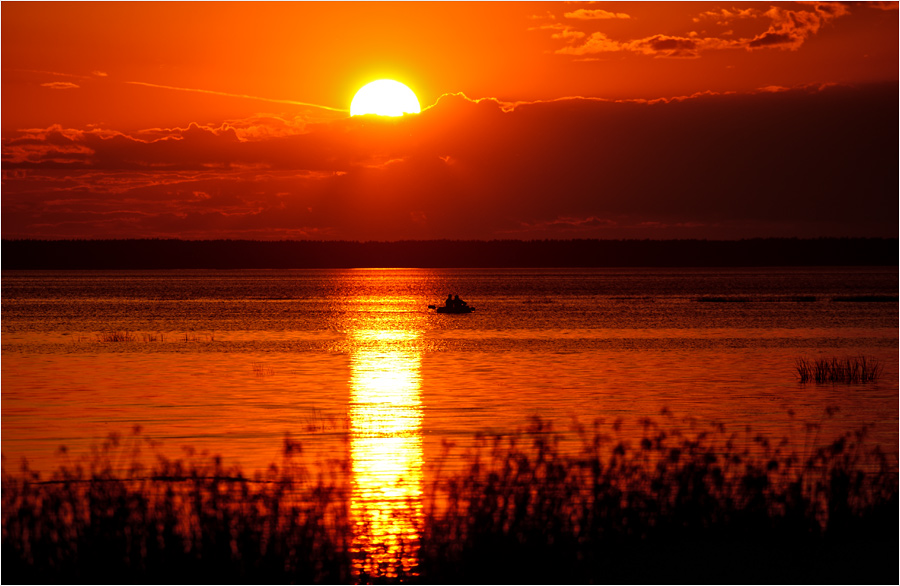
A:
[{"xmin": 2, "ymin": 237, "xmax": 897, "ymax": 269}]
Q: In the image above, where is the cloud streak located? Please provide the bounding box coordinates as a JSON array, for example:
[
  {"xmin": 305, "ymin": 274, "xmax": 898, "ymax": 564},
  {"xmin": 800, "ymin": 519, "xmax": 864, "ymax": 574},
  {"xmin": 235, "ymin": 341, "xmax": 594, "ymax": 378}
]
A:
[
  {"xmin": 124, "ymin": 81, "xmax": 349, "ymax": 112},
  {"xmin": 40, "ymin": 82, "xmax": 80, "ymax": 90}
]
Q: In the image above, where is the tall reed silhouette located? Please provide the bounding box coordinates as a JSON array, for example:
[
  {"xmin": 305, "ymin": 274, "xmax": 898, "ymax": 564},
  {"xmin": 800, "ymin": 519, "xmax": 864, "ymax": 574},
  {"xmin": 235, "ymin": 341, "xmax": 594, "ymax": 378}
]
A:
[
  {"xmin": 795, "ymin": 356, "xmax": 883, "ymax": 384},
  {"xmin": 3, "ymin": 415, "xmax": 896, "ymax": 583}
]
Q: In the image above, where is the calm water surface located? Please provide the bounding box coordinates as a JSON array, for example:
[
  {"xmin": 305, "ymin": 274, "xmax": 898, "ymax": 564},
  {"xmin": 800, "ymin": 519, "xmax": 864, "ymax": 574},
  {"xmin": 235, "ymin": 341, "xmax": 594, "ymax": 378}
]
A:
[{"xmin": 3, "ymin": 268, "xmax": 897, "ymax": 575}]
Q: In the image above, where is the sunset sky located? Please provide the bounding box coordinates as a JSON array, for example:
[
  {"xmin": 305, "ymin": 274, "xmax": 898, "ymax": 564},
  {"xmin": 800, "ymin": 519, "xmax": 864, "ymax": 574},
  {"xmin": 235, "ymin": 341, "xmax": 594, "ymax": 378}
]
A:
[{"xmin": 2, "ymin": 1, "xmax": 897, "ymax": 241}]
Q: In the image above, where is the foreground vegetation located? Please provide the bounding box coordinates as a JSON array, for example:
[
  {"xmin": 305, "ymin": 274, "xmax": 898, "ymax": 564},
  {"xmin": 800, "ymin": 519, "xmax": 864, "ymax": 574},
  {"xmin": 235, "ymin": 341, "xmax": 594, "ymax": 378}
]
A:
[{"xmin": 3, "ymin": 417, "xmax": 896, "ymax": 584}]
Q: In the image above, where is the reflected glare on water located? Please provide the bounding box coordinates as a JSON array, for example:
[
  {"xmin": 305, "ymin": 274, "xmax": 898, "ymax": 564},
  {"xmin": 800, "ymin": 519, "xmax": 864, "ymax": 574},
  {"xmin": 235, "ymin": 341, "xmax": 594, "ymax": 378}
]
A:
[{"xmin": 349, "ymin": 326, "xmax": 424, "ymax": 579}]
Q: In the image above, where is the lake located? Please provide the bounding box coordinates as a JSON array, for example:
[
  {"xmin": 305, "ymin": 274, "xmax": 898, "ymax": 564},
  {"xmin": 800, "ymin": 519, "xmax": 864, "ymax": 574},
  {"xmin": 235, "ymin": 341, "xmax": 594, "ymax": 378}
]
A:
[
  {"xmin": 3, "ymin": 266, "xmax": 897, "ymax": 467},
  {"xmin": 2, "ymin": 267, "xmax": 897, "ymax": 576}
]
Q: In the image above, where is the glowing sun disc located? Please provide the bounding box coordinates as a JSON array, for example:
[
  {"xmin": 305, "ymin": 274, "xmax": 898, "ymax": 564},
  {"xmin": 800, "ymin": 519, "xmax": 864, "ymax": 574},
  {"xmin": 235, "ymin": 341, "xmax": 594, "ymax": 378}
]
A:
[{"xmin": 350, "ymin": 80, "xmax": 420, "ymax": 117}]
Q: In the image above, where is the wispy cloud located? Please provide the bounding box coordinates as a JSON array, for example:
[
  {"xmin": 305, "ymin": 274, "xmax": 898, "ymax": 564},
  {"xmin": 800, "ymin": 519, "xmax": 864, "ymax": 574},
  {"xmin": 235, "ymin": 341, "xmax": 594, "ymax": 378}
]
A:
[
  {"xmin": 557, "ymin": 32, "xmax": 725, "ymax": 59},
  {"xmin": 693, "ymin": 7, "xmax": 760, "ymax": 25},
  {"xmin": 531, "ymin": 23, "xmax": 586, "ymax": 41},
  {"xmin": 564, "ymin": 9, "xmax": 631, "ymax": 20},
  {"xmin": 40, "ymin": 82, "xmax": 80, "ymax": 90}
]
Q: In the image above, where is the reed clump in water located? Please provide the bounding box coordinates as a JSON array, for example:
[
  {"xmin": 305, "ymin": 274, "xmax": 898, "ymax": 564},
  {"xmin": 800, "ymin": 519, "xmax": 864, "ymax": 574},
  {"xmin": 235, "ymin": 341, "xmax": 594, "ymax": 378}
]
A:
[
  {"xmin": 183, "ymin": 332, "xmax": 216, "ymax": 342},
  {"xmin": 2, "ymin": 417, "xmax": 896, "ymax": 584},
  {"xmin": 96, "ymin": 331, "xmax": 135, "ymax": 343},
  {"xmin": 252, "ymin": 362, "xmax": 275, "ymax": 377},
  {"xmin": 795, "ymin": 356, "xmax": 883, "ymax": 384},
  {"xmin": 93, "ymin": 332, "xmax": 214, "ymax": 343}
]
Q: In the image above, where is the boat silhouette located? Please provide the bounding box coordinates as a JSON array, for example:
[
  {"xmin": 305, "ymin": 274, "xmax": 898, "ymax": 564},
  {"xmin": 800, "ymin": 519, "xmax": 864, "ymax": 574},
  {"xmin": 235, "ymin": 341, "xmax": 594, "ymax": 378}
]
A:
[{"xmin": 428, "ymin": 302, "xmax": 475, "ymax": 314}]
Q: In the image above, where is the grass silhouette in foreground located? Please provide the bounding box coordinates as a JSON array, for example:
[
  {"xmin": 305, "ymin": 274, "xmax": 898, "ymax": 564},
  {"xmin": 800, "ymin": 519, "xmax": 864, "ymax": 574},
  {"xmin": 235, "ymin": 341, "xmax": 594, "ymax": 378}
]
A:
[
  {"xmin": 795, "ymin": 355, "xmax": 883, "ymax": 384},
  {"xmin": 3, "ymin": 415, "xmax": 896, "ymax": 584}
]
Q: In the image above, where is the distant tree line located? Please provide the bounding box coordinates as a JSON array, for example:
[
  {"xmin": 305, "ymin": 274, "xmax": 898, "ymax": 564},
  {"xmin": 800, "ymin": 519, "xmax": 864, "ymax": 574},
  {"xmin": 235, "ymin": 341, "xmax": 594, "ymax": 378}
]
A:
[{"xmin": 1, "ymin": 238, "xmax": 896, "ymax": 269}]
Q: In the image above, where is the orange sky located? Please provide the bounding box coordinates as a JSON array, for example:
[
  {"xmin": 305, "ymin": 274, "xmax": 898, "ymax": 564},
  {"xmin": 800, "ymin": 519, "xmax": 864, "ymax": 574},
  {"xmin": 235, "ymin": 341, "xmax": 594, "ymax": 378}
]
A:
[{"xmin": 2, "ymin": 1, "xmax": 898, "ymax": 240}]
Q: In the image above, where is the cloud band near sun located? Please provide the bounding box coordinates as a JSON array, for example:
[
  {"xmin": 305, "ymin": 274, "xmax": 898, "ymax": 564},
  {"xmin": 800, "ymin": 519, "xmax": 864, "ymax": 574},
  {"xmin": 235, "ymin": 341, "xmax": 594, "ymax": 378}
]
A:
[{"xmin": 3, "ymin": 82, "xmax": 895, "ymax": 241}]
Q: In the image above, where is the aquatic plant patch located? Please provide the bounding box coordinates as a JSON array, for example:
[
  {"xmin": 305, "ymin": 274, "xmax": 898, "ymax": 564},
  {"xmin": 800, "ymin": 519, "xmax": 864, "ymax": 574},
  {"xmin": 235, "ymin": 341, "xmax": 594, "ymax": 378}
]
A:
[{"xmin": 795, "ymin": 356, "xmax": 883, "ymax": 384}]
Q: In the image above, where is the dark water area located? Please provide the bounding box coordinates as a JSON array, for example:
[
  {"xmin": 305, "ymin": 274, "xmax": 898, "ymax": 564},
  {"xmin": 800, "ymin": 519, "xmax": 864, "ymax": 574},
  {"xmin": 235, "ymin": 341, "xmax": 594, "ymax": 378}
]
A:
[{"xmin": 2, "ymin": 267, "xmax": 897, "ymax": 581}]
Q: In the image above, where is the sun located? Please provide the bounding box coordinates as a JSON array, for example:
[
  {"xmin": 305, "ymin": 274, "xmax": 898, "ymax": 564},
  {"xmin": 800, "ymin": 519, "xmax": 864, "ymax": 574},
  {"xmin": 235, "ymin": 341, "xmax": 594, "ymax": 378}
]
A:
[{"xmin": 350, "ymin": 80, "xmax": 421, "ymax": 117}]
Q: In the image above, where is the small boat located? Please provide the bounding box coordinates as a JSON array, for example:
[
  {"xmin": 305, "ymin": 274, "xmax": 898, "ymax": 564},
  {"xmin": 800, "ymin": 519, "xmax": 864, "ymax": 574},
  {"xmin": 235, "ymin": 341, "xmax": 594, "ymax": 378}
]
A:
[
  {"xmin": 436, "ymin": 305, "xmax": 475, "ymax": 314},
  {"xmin": 428, "ymin": 304, "xmax": 475, "ymax": 314}
]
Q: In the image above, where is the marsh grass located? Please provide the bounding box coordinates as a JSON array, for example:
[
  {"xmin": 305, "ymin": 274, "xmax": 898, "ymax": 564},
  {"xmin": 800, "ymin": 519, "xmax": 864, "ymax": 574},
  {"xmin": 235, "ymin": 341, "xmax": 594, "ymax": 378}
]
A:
[
  {"xmin": 2, "ymin": 431, "xmax": 353, "ymax": 584},
  {"xmin": 796, "ymin": 356, "xmax": 883, "ymax": 384},
  {"xmin": 302, "ymin": 408, "xmax": 348, "ymax": 433},
  {"xmin": 96, "ymin": 331, "xmax": 136, "ymax": 343},
  {"xmin": 183, "ymin": 332, "xmax": 216, "ymax": 342},
  {"xmin": 418, "ymin": 416, "xmax": 896, "ymax": 583},
  {"xmin": 94, "ymin": 332, "xmax": 214, "ymax": 343},
  {"xmin": 252, "ymin": 362, "xmax": 276, "ymax": 377},
  {"xmin": 3, "ymin": 417, "xmax": 896, "ymax": 584}
]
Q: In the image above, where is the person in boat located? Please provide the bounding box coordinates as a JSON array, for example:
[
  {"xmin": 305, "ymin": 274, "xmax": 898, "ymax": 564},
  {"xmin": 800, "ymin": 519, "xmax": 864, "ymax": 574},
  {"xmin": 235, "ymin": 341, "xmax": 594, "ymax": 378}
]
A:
[
  {"xmin": 453, "ymin": 294, "xmax": 468, "ymax": 309},
  {"xmin": 445, "ymin": 293, "xmax": 454, "ymax": 309}
]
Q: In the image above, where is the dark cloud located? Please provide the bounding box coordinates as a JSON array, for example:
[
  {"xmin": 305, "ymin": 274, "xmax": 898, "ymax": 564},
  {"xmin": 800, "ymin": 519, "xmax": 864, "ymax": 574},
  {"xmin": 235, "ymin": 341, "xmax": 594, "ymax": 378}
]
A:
[
  {"xmin": 638, "ymin": 35, "xmax": 700, "ymax": 58},
  {"xmin": 745, "ymin": 4, "xmax": 850, "ymax": 51},
  {"xmin": 748, "ymin": 32, "xmax": 795, "ymax": 49},
  {"xmin": 556, "ymin": 31, "xmax": 725, "ymax": 58},
  {"xmin": 554, "ymin": 2, "xmax": 851, "ymax": 57},
  {"xmin": 2, "ymin": 83, "xmax": 897, "ymax": 240}
]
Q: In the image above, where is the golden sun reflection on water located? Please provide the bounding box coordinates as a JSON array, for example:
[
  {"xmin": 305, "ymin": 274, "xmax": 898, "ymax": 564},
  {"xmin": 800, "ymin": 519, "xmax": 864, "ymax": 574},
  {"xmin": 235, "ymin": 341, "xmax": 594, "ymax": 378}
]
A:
[{"xmin": 349, "ymin": 327, "xmax": 424, "ymax": 579}]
